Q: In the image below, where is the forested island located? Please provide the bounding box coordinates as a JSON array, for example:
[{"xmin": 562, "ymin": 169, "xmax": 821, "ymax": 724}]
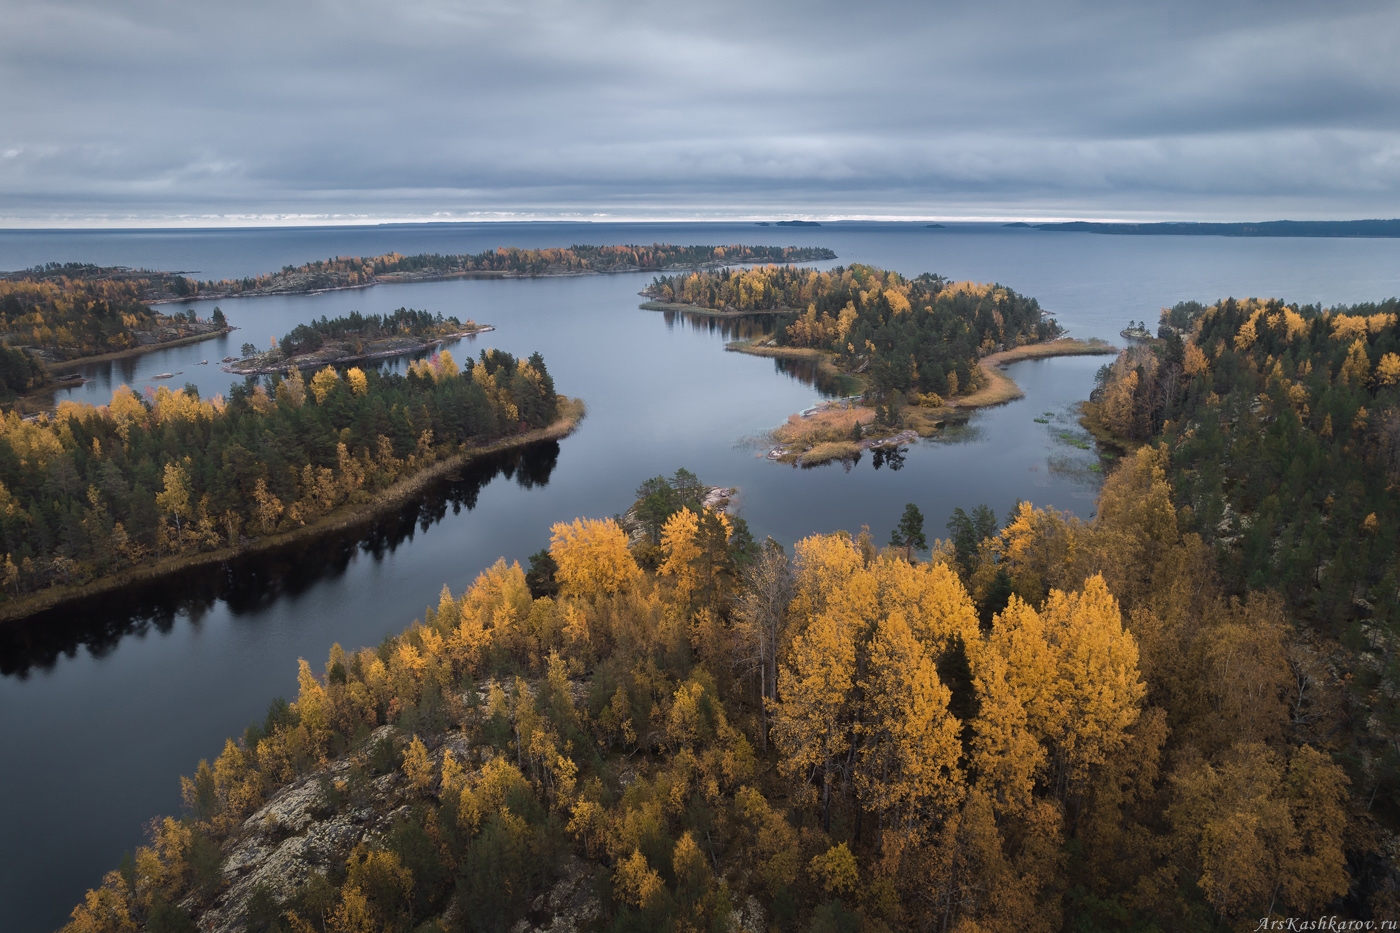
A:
[
  {"xmin": 225, "ymin": 309, "xmax": 493, "ymax": 375},
  {"xmin": 1035, "ymin": 219, "xmax": 1400, "ymax": 238},
  {"xmin": 61, "ymin": 444, "xmax": 1371, "ymax": 932},
  {"xmin": 0, "ymin": 266, "xmax": 234, "ymax": 399},
  {"xmin": 0, "ymin": 348, "xmax": 574, "ymax": 620},
  {"xmin": 61, "ymin": 244, "xmax": 834, "ymax": 302},
  {"xmin": 643, "ymin": 264, "xmax": 1111, "ymax": 464}
]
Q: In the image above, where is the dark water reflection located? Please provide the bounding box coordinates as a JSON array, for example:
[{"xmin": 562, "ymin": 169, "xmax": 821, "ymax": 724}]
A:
[
  {"xmin": 660, "ymin": 308, "xmax": 784, "ymax": 341},
  {"xmin": 871, "ymin": 445, "xmax": 907, "ymax": 471},
  {"xmin": 0, "ymin": 442, "xmax": 560, "ymax": 679}
]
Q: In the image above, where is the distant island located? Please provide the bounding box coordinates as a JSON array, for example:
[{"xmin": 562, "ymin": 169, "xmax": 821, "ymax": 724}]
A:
[
  {"xmin": 115, "ymin": 244, "xmax": 839, "ymax": 302},
  {"xmin": 1035, "ymin": 219, "xmax": 1400, "ymax": 237},
  {"xmin": 1001, "ymin": 222, "xmax": 1033, "ymax": 228},
  {"xmin": 925, "ymin": 223, "xmax": 946, "ymax": 228},
  {"xmin": 775, "ymin": 220, "xmax": 821, "ymax": 226},
  {"xmin": 1, "ymin": 246, "xmax": 841, "ymax": 308}
]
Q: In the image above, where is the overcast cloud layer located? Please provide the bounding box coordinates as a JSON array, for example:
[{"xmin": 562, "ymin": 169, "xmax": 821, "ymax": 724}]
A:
[{"xmin": 2, "ymin": 0, "xmax": 1398, "ymax": 225}]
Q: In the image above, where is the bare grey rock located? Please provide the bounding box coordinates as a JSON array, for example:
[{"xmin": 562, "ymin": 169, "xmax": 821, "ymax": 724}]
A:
[{"xmin": 509, "ymin": 856, "xmax": 600, "ymax": 933}]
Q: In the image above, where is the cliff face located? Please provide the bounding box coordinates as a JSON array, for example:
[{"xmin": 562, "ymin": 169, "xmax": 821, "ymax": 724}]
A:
[
  {"xmin": 192, "ymin": 724, "xmax": 412, "ymax": 933},
  {"xmin": 189, "ymin": 708, "xmax": 612, "ymax": 933}
]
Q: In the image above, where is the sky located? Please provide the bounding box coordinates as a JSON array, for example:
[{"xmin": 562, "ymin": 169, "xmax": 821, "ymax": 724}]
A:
[{"xmin": 1, "ymin": 0, "xmax": 1398, "ymax": 227}]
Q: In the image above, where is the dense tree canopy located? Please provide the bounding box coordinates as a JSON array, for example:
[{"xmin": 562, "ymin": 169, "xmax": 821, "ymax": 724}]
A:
[
  {"xmin": 1088, "ymin": 297, "xmax": 1400, "ymax": 633},
  {"xmin": 62, "ymin": 448, "xmax": 1365, "ymax": 933},
  {"xmin": 275, "ymin": 308, "xmax": 474, "ymax": 358},
  {"xmin": 0, "ymin": 271, "xmax": 222, "ymax": 366},
  {"xmin": 1085, "ymin": 296, "xmax": 1400, "ymax": 834},
  {"xmin": 0, "ymin": 348, "xmax": 558, "ymax": 600},
  {"xmin": 645, "ymin": 264, "xmax": 1061, "ymax": 399}
]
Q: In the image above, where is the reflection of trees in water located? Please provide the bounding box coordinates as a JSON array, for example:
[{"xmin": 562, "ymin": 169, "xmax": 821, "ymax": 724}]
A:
[
  {"xmin": 1045, "ymin": 454, "xmax": 1106, "ymax": 490},
  {"xmin": 799, "ymin": 452, "xmax": 863, "ymax": 472},
  {"xmin": 871, "ymin": 446, "xmax": 907, "ymax": 471},
  {"xmin": 657, "ymin": 309, "xmax": 856, "ymax": 397},
  {"xmin": 933, "ymin": 423, "xmax": 983, "ymax": 446},
  {"xmin": 770, "ymin": 357, "xmax": 860, "ymax": 398},
  {"xmin": 0, "ymin": 441, "xmax": 560, "ymax": 678},
  {"xmin": 661, "ymin": 310, "xmax": 784, "ymax": 342}
]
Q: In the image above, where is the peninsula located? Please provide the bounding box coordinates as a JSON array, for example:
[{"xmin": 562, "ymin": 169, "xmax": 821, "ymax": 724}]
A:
[
  {"xmin": 643, "ymin": 263, "xmax": 1114, "ymax": 464},
  {"xmin": 0, "ymin": 346, "xmax": 573, "ymax": 622}
]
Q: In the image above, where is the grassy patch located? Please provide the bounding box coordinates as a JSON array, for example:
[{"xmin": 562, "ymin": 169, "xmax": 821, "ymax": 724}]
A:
[
  {"xmin": 1034, "ymin": 417, "xmax": 1050, "ymax": 424},
  {"xmin": 800, "ymin": 440, "xmax": 862, "ymax": 465},
  {"xmin": 770, "ymin": 404, "xmax": 875, "ymax": 462}
]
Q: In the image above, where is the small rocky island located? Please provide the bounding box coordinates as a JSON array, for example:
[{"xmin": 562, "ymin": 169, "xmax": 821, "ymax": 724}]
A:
[{"xmin": 223, "ymin": 307, "xmax": 491, "ymax": 374}]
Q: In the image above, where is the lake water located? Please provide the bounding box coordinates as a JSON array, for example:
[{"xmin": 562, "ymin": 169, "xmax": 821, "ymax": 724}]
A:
[{"xmin": 2, "ymin": 222, "xmax": 1399, "ymax": 931}]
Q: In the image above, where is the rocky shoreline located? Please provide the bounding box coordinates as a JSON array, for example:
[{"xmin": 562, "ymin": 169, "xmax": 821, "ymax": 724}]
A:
[
  {"xmin": 617, "ymin": 485, "xmax": 736, "ymax": 546},
  {"xmin": 222, "ymin": 326, "xmax": 494, "ymax": 374},
  {"xmin": 764, "ymin": 428, "xmax": 920, "ymax": 462}
]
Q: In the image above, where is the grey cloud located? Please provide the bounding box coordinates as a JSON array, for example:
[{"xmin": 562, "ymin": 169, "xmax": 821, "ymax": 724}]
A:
[{"xmin": 1, "ymin": 0, "xmax": 1398, "ymax": 224}]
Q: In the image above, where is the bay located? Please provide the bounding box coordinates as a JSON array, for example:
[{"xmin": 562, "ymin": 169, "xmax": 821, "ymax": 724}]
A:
[{"xmin": 1, "ymin": 222, "xmax": 1398, "ymax": 931}]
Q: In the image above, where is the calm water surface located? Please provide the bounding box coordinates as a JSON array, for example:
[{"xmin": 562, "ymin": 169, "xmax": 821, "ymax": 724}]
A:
[{"xmin": 2, "ymin": 223, "xmax": 1399, "ymax": 931}]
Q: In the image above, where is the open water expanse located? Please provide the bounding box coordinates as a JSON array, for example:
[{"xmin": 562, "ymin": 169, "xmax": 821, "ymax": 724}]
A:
[{"xmin": 2, "ymin": 221, "xmax": 1399, "ymax": 930}]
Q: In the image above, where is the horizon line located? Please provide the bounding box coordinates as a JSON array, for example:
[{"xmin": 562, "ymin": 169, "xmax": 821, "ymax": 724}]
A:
[{"xmin": 3, "ymin": 213, "xmax": 1398, "ymax": 232}]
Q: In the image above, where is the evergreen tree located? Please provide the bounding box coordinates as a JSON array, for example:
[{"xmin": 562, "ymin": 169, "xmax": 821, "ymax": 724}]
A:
[{"xmin": 890, "ymin": 502, "xmax": 928, "ymax": 561}]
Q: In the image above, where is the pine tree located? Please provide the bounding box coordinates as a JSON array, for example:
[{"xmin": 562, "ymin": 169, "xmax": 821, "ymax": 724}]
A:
[{"xmin": 889, "ymin": 502, "xmax": 927, "ymax": 561}]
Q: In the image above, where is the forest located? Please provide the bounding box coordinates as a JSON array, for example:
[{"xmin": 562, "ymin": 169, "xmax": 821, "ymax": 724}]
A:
[
  {"xmin": 643, "ymin": 265, "xmax": 1061, "ymax": 400},
  {"xmin": 1086, "ymin": 296, "xmax": 1400, "ymax": 825},
  {"xmin": 0, "ymin": 270, "xmax": 229, "ymax": 396},
  {"xmin": 61, "ymin": 447, "xmax": 1372, "ymax": 933},
  {"xmin": 260, "ymin": 309, "xmax": 479, "ymax": 361},
  {"xmin": 2, "ymin": 262, "xmax": 201, "ymax": 299},
  {"xmin": 0, "ymin": 347, "xmax": 558, "ymax": 603}
]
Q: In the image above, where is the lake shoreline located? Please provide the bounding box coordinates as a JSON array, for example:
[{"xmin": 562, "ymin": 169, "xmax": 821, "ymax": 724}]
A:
[
  {"xmin": 729, "ymin": 337, "xmax": 1116, "ymax": 464},
  {"xmin": 954, "ymin": 338, "xmax": 1118, "ymax": 409},
  {"xmin": 9, "ymin": 326, "xmax": 239, "ymax": 415},
  {"xmin": 0, "ymin": 397, "xmax": 585, "ymax": 626},
  {"xmin": 44, "ymin": 326, "xmax": 237, "ymax": 371}
]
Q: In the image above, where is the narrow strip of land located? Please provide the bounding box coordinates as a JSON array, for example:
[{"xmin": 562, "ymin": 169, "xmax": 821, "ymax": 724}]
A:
[{"xmin": 953, "ymin": 338, "xmax": 1118, "ymax": 408}]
